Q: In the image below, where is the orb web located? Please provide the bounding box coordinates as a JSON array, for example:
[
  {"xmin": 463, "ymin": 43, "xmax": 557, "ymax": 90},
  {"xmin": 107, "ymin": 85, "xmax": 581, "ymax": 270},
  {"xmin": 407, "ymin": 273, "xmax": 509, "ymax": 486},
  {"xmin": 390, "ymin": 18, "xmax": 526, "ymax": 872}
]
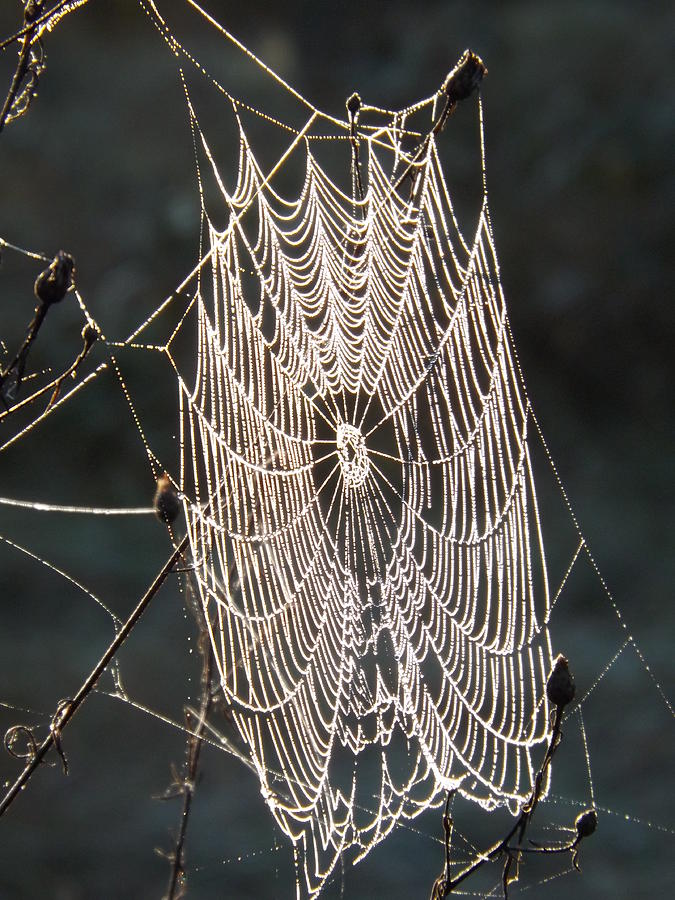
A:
[
  {"xmin": 1, "ymin": 4, "xmax": 673, "ymax": 899},
  {"xmin": 179, "ymin": 92, "xmax": 554, "ymax": 894}
]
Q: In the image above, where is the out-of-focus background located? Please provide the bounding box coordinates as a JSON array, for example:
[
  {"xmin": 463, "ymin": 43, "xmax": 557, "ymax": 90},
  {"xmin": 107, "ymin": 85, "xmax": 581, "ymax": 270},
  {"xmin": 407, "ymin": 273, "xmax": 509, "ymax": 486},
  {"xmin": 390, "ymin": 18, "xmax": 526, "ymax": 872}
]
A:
[{"xmin": 0, "ymin": 1, "xmax": 673, "ymax": 898}]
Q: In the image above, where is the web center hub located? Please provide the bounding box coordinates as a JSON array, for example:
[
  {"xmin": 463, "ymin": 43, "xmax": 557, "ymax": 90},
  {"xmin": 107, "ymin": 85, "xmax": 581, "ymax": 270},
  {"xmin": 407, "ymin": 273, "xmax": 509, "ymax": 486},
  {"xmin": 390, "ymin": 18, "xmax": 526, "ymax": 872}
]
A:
[{"xmin": 336, "ymin": 423, "xmax": 369, "ymax": 489}]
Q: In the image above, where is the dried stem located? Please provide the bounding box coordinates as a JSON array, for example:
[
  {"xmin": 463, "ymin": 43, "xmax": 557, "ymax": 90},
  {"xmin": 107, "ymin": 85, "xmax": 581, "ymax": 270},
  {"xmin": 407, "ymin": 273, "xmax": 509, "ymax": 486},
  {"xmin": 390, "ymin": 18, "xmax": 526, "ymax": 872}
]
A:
[
  {"xmin": 0, "ymin": 532, "xmax": 190, "ymax": 819},
  {"xmin": 0, "ymin": 251, "xmax": 74, "ymax": 409},
  {"xmin": 0, "ymin": 1, "xmax": 90, "ymax": 54},
  {"xmin": 346, "ymin": 92, "xmax": 365, "ymax": 203},
  {"xmin": 0, "ymin": 2, "xmax": 39, "ymax": 134},
  {"xmin": 430, "ymin": 656, "xmax": 593, "ymax": 898},
  {"xmin": 430, "ymin": 706, "xmax": 563, "ymax": 898},
  {"xmin": 46, "ymin": 322, "xmax": 98, "ymax": 410},
  {"xmin": 394, "ymin": 49, "xmax": 487, "ymax": 195},
  {"xmin": 163, "ymin": 597, "xmax": 214, "ymax": 899},
  {"xmin": 0, "ymin": 301, "xmax": 47, "ymax": 406}
]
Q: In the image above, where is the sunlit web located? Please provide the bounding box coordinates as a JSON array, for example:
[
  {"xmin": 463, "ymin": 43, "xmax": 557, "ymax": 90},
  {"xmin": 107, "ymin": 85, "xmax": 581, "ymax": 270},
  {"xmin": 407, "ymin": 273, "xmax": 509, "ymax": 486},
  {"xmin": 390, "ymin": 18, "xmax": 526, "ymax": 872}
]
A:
[
  {"xmin": 171, "ymin": 24, "xmax": 553, "ymax": 899},
  {"xmin": 1, "ymin": 2, "xmax": 672, "ymax": 898}
]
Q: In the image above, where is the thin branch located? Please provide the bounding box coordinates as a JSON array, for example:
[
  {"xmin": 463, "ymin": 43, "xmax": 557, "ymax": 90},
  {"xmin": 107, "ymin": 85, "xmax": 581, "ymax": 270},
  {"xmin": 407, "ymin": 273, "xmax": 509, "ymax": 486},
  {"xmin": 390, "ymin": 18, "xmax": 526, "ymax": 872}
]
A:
[
  {"xmin": 0, "ymin": 1, "xmax": 46, "ymax": 133},
  {"xmin": 0, "ymin": 301, "xmax": 49, "ymax": 407},
  {"xmin": 163, "ymin": 624, "xmax": 214, "ymax": 900},
  {"xmin": 159, "ymin": 451, "xmax": 284, "ymax": 895},
  {"xmin": 429, "ymin": 656, "xmax": 595, "ymax": 898},
  {"xmin": 0, "ymin": 0, "xmax": 90, "ymax": 53},
  {"xmin": 0, "ymin": 532, "xmax": 190, "ymax": 819},
  {"xmin": 0, "ymin": 251, "xmax": 74, "ymax": 409},
  {"xmin": 46, "ymin": 321, "xmax": 98, "ymax": 410},
  {"xmin": 149, "ymin": 478, "xmax": 215, "ymax": 898},
  {"xmin": 394, "ymin": 49, "xmax": 487, "ymax": 195}
]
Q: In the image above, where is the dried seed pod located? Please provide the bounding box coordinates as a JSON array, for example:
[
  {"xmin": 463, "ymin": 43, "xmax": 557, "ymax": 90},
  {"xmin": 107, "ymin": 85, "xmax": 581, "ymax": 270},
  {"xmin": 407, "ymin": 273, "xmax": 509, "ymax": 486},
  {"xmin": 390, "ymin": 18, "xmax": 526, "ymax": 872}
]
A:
[
  {"xmin": 24, "ymin": 1, "xmax": 43, "ymax": 25},
  {"xmin": 81, "ymin": 322, "xmax": 99, "ymax": 348},
  {"xmin": 442, "ymin": 50, "xmax": 487, "ymax": 105},
  {"xmin": 154, "ymin": 473, "xmax": 181, "ymax": 525},
  {"xmin": 546, "ymin": 654, "xmax": 576, "ymax": 708},
  {"xmin": 34, "ymin": 251, "xmax": 74, "ymax": 306},
  {"xmin": 346, "ymin": 92, "xmax": 361, "ymax": 118},
  {"xmin": 575, "ymin": 808, "xmax": 598, "ymax": 839}
]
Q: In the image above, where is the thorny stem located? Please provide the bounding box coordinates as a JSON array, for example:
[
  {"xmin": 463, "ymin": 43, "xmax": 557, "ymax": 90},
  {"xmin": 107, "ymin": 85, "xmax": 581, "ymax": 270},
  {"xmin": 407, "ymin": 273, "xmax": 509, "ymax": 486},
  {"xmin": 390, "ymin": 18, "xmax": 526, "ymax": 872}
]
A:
[{"xmin": 0, "ymin": 532, "xmax": 190, "ymax": 819}]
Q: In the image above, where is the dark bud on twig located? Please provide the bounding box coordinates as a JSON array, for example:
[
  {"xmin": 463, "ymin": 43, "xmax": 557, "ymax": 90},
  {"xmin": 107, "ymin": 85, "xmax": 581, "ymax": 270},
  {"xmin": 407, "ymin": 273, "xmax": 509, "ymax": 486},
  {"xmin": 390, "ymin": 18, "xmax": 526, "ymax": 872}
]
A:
[
  {"xmin": 24, "ymin": 2, "xmax": 44, "ymax": 26},
  {"xmin": 81, "ymin": 322, "xmax": 99, "ymax": 349},
  {"xmin": 346, "ymin": 92, "xmax": 361, "ymax": 118},
  {"xmin": 575, "ymin": 808, "xmax": 598, "ymax": 839},
  {"xmin": 572, "ymin": 808, "xmax": 597, "ymax": 872},
  {"xmin": 34, "ymin": 251, "xmax": 75, "ymax": 306},
  {"xmin": 546, "ymin": 654, "xmax": 575, "ymax": 708},
  {"xmin": 154, "ymin": 473, "xmax": 181, "ymax": 525},
  {"xmin": 23, "ymin": 2, "xmax": 40, "ymax": 25},
  {"xmin": 443, "ymin": 50, "xmax": 487, "ymax": 106}
]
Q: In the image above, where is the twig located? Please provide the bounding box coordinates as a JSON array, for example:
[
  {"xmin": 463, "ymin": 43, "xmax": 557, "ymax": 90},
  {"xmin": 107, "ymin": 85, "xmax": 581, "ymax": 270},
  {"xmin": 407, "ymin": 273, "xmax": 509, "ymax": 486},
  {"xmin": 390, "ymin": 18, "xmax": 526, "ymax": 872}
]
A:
[
  {"xmin": 0, "ymin": 2, "xmax": 45, "ymax": 133},
  {"xmin": 150, "ymin": 476, "xmax": 214, "ymax": 898},
  {"xmin": 430, "ymin": 789, "xmax": 456, "ymax": 899},
  {"xmin": 0, "ymin": 0, "xmax": 90, "ymax": 54},
  {"xmin": 0, "ymin": 532, "xmax": 190, "ymax": 819},
  {"xmin": 46, "ymin": 321, "xmax": 98, "ymax": 410},
  {"xmin": 0, "ymin": 301, "xmax": 48, "ymax": 407},
  {"xmin": 520, "ymin": 808, "xmax": 597, "ymax": 871},
  {"xmin": 429, "ymin": 655, "xmax": 595, "ymax": 898},
  {"xmin": 163, "ymin": 622, "xmax": 214, "ymax": 900},
  {"xmin": 394, "ymin": 49, "xmax": 487, "ymax": 196},
  {"xmin": 0, "ymin": 251, "xmax": 74, "ymax": 409},
  {"xmin": 158, "ymin": 451, "xmax": 283, "ymax": 895}
]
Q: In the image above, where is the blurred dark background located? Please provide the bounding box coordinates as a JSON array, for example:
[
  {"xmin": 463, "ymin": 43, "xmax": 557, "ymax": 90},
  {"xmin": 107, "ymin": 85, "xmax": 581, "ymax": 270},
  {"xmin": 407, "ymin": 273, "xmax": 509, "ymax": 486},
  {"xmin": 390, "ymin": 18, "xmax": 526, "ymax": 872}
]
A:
[{"xmin": 0, "ymin": 1, "xmax": 673, "ymax": 898}]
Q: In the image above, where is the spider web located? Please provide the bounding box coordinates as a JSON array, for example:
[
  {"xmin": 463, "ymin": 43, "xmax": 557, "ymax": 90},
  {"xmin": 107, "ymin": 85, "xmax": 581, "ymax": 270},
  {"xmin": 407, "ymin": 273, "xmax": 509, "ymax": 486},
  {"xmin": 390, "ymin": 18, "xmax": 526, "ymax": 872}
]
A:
[
  {"xmin": 178, "ymin": 88, "xmax": 553, "ymax": 894},
  {"xmin": 0, "ymin": 2, "xmax": 673, "ymax": 898}
]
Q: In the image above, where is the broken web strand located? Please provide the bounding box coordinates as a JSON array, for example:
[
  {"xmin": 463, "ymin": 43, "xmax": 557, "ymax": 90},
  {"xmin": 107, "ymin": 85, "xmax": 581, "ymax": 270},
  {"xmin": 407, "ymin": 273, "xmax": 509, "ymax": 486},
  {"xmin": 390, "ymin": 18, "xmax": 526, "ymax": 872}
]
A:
[{"xmin": 1, "ymin": 3, "xmax": 672, "ymax": 896}]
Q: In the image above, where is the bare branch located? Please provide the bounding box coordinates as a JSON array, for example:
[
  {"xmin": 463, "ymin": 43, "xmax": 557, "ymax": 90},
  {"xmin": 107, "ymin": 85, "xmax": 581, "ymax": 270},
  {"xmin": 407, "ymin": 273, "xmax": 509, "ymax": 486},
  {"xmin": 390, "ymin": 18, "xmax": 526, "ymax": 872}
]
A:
[{"xmin": 0, "ymin": 532, "xmax": 190, "ymax": 819}]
